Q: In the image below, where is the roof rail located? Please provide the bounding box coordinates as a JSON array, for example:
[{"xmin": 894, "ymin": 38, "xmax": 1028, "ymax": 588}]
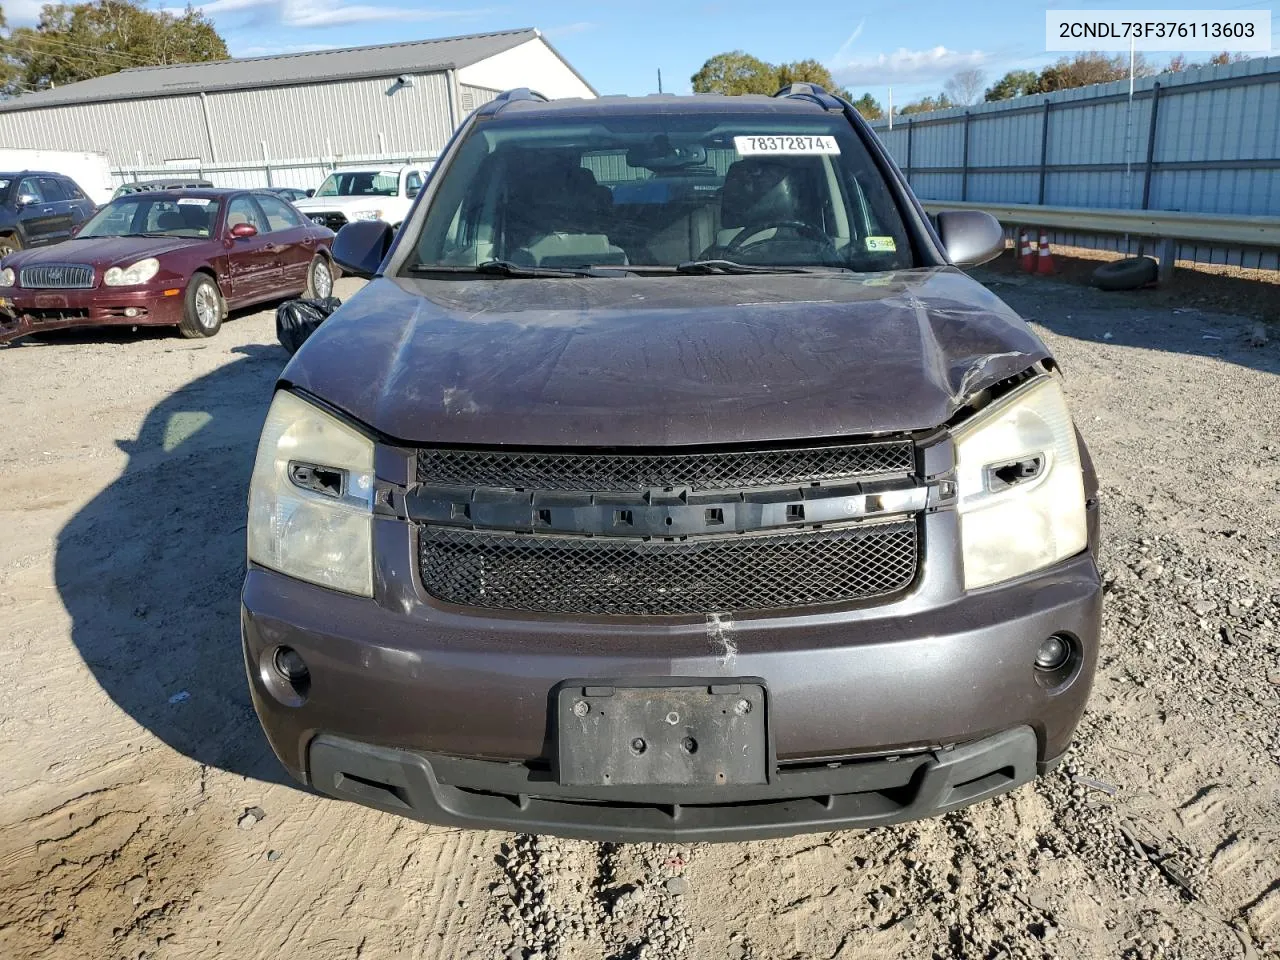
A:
[
  {"xmin": 478, "ymin": 87, "xmax": 550, "ymax": 117},
  {"xmin": 773, "ymin": 83, "xmax": 844, "ymax": 110}
]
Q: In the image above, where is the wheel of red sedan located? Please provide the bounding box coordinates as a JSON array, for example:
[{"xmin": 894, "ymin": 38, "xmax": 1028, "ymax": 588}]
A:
[
  {"xmin": 305, "ymin": 256, "xmax": 333, "ymax": 300},
  {"xmin": 179, "ymin": 274, "xmax": 223, "ymax": 339}
]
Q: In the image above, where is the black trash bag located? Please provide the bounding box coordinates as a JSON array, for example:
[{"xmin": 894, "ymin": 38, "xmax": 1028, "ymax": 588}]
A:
[{"xmin": 276, "ymin": 296, "xmax": 341, "ymax": 355}]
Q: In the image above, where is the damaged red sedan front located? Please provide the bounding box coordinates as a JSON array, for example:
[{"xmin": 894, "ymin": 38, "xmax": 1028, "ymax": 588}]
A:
[{"xmin": 0, "ymin": 188, "xmax": 334, "ymax": 344}]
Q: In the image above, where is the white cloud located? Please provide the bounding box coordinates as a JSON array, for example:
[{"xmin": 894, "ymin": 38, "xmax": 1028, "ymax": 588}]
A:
[
  {"xmin": 830, "ymin": 46, "xmax": 989, "ymax": 85},
  {"xmin": 280, "ymin": 0, "xmax": 476, "ymax": 27},
  {"xmin": 829, "ymin": 20, "xmax": 865, "ymax": 66},
  {"xmin": 3, "ymin": 0, "xmax": 48, "ymax": 26},
  {"xmin": 169, "ymin": 0, "xmax": 481, "ymax": 28},
  {"xmin": 232, "ymin": 41, "xmax": 333, "ymax": 57},
  {"xmin": 544, "ymin": 22, "xmax": 595, "ymax": 39}
]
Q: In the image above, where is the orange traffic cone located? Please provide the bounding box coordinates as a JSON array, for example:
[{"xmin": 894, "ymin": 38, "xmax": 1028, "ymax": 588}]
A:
[
  {"xmin": 1036, "ymin": 230, "xmax": 1055, "ymax": 275},
  {"xmin": 1018, "ymin": 229, "xmax": 1036, "ymax": 272}
]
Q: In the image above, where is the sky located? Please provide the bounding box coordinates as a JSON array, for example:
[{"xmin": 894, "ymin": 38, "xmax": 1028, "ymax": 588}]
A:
[{"xmin": 5, "ymin": 0, "xmax": 1277, "ymax": 105}]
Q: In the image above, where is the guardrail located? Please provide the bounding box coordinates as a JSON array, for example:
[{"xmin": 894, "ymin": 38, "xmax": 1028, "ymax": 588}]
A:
[{"xmin": 920, "ymin": 200, "xmax": 1280, "ymax": 279}]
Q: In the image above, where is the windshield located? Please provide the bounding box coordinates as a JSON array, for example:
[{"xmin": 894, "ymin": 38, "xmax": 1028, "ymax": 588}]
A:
[
  {"xmin": 406, "ymin": 111, "xmax": 915, "ymax": 274},
  {"xmin": 314, "ymin": 171, "xmax": 398, "ymax": 198},
  {"xmin": 79, "ymin": 196, "xmax": 219, "ymax": 239}
]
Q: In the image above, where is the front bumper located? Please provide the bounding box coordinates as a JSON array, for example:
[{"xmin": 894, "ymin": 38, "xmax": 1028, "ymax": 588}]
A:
[
  {"xmin": 242, "ymin": 498, "xmax": 1101, "ymax": 839},
  {"xmin": 307, "ymin": 725, "xmax": 1046, "ymax": 842},
  {"xmin": 0, "ymin": 286, "xmax": 185, "ymax": 343}
]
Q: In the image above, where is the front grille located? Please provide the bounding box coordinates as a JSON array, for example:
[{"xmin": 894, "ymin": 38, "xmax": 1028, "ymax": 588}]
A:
[
  {"xmin": 417, "ymin": 439, "xmax": 914, "ymax": 492},
  {"xmin": 417, "ymin": 520, "xmax": 918, "ymax": 616},
  {"xmin": 19, "ymin": 264, "xmax": 94, "ymax": 289},
  {"xmin": 25, "ymin": 307, "xmax": 90, "ymax": 323},
  {"xmin": 309, "ymin": 213, "xmax": 347, "ymax": 231}
]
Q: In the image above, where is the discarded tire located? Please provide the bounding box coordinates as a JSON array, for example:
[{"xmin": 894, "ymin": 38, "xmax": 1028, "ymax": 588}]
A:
[{"xmin": 1092, "ymin": 256, "xmax": 1158, "ymax": 291}]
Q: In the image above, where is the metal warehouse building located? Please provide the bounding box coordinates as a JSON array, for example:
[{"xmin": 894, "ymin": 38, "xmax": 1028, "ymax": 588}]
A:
[{"xmin": 0, "ymin": 28, "xmax": 595, "ymax": 188}]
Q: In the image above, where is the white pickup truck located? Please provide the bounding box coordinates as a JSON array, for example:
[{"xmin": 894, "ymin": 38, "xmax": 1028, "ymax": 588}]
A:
[{"xmin": 293, "ymin": 166, "xmax": 428, "ymax": 234}]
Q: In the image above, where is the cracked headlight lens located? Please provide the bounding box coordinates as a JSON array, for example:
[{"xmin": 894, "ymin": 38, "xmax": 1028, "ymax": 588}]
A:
[
  {"xmin": 953, "ymin": 376, "xmax": 1087, "ymax": 589},
  {"xmin": 247, "ymin": 391, "xmax": 375, "ymax": 597}
]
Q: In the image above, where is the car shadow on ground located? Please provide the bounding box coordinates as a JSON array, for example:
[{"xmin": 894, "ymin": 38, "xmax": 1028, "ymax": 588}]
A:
[
  {"xmin": 54, "ymin": 342, "xmax": 300, "ymax": 788},
  {"xmin": 9, "ymin": 301, "xmax": 291, "ymax": 349},
  {"xmin": 973, "ymin": 263, "xmax": 1280, "ymax": 378}
]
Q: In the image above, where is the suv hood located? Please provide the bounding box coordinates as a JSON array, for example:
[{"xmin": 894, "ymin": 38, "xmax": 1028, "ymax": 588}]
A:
[
  {"xmin": 293, "ymin": 195, "xmax": 395, "ymax": 214},
  {"xmin": 284, "ymin": 267, "xmax": 1051, "ymax": 447}
]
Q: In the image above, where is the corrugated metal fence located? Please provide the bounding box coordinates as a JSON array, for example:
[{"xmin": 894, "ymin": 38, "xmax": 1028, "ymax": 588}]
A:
[{"xmin": 871, "ymin": 56, "xmax": 1280, "ymax": 268}]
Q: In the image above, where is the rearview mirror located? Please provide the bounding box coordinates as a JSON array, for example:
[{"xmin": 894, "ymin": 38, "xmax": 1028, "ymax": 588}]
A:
[
  {"xmin": 332, "ymin": 220, "xmax": 394, "ymax": 279},
  {"xmin": 626, "ymin": 138, "xmax": 707, "ymax": 171},
  {"xmin": 229, "ymin": 222, "xmax": 258, "ymax": 239},
  {"xmin": 935, "ymin": 210, "xmax": 1004, "ymax": 268}
]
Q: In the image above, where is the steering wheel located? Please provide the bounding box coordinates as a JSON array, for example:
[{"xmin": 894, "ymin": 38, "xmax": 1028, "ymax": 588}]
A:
[{"xmin": 724, "ymin": 219, "xmax": 836, "ymax": 254}]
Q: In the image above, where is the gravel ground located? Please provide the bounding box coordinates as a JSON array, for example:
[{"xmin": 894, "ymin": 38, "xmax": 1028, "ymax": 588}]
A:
[{"xmin": 0, "ymin": 272, "xmax": 1277, "ymax": 960}]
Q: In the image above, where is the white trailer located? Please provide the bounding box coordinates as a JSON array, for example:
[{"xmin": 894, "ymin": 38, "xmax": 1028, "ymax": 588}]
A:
[{"xmin": 0, "ymin": 149, "xmax": 114, "ymax": 206}]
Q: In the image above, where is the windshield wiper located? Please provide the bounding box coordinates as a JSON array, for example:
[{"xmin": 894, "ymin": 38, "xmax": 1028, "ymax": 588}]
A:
[
  {"xmin": 673, "ymin": 259, "xmax": 819, "ymax": 275},
  {"xmin": 409, "ymin": 260, "xmax": 604, "ymax": 278}
]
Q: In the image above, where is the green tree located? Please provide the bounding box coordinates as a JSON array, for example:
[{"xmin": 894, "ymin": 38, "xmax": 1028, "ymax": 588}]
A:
[
  {"xmin": 1169, "ymin": 51, "xmax": 1250, "ymax": 72},
  {"xmin": 0, "ymin": 6, "xmax": 15, "ymax": 95},
  {"xmin": 1034, "ymin": 51, "xmax": 1153, "ymax": 93},
  {"xmin": 775, "ymin": 58, "xmax": 836, "ymax": 92},
  {"xmin": 898, "ymin": 93, "xmax": 954, "ymax": 115},
  {"xmin": 984, "ymin": 69, "xmax": 1040, "ymax": 101},
  {"xmin": 690, "ymin": 50, "xmax": 778, "ymax": 96},
  {"xmin": 691, "ymin": 51, "xmax": 853, "ymax": 99},
  {"xmin": 849, "ymin": 92, "xmax": 882, "ymax": 120},
  {"xmin": 3, "ymin": 0, "xmax": 226, "ymax": 96}
]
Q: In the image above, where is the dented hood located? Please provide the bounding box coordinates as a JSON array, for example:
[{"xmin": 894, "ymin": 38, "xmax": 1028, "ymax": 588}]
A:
[{"xmin": 284, "ymin": 267, "xmax": 1050, "ymax": 447}]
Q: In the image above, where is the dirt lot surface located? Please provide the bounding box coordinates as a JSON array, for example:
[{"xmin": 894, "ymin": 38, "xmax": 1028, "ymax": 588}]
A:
[{"xmin": 1, "ymin": 273, "xmax": 1278, "ymax": 960}]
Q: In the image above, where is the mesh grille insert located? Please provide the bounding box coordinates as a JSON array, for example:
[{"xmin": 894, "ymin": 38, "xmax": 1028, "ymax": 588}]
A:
[
  {"xmin": 418, "ymin": 521, "xmax": 918, "ymax": 616},
  {"xmin": 417, "ymin": 440, "xmax": 914, "ymax": 492}
]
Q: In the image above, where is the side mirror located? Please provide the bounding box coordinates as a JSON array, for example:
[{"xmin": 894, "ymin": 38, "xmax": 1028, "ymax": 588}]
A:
[
  {"xmin": 16, "ymin": 194, "xmax": 40, "ymax": 208},
  {"xmin": 305, "ymin": 189, "xmax": 315, "ymax": 197},
  {"xmin": 229, "ymin": 222, "xmax": 258, "ymax": 239},
  {"xmin": 70, "ymin": 222, "xmax": 84, "ymax": 237},
  {"xmin": 406, "ymin": 186, "xmax": 420, "ymax": 199},
  {"xmin": 934, "ymin": 210, "xmax": 1004, "ymax": 268},
  {"xmin": 332, "ymin": 220, "xmax": 394, "ymax": 278}
]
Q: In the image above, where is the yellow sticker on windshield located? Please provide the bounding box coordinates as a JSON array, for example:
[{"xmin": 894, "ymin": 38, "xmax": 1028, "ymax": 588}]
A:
[{"xmin": 865, "ymin": 236, "xmax": 897, "ymax": 253}]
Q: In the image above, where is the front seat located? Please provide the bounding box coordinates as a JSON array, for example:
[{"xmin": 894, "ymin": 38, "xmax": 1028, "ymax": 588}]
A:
[
  {"xmin": 155, "ymin": 210, "xmax": 186, "ymax": 232},
  {"xmin": 504, "ymin": 157, "xmax": 626, "ymax": 267},
  {"xmin": 704, "ymin": 156, "xmax": 820, "ymax": 257}
]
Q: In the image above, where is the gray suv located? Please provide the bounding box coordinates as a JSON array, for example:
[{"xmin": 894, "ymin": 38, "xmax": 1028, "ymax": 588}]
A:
[
  {"xmin": 0, "ymin": 171, "xmax": 96, "ymax": 257},
  {"xmin": 241, "ymin": 85, "xmax": 1101, "ymax": 841}
]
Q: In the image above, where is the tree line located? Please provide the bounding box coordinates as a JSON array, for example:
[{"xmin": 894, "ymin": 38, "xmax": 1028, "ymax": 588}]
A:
[
  {"xmin": 0, "ymin": 0, "xmax": 226, "ymax": 98},
  {"xmin": 692, "ymin": 50, "xmax": 1256, "ymax": 120}
]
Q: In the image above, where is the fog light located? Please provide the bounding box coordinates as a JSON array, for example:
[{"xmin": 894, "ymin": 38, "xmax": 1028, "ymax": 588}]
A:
[
  {"xmin": 273, "ymin": 646, "xmax": 309, "ymax": 682},
  {"xmin": 1034, "ymin": 635, "xmax": 1070, "ymax": 671},
  {"xmin": 124, "ymin": 307, "xmax": 140, "ymax": 318}
]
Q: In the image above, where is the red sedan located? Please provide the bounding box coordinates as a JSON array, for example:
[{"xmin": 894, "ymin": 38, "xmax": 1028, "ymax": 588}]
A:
[{"xmin": 0, "ymin": 188, "xmax": 335, "ymax": 344}]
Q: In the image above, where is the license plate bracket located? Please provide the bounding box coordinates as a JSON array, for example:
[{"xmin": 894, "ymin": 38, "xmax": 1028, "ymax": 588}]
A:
[{"xmin": 555, "ymin": 681, "xmax": 768, "ymax": 787}]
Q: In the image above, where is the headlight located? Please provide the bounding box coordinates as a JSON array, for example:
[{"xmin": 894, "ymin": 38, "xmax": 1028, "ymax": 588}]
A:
[
  {"xmin": 0, "ymin": 268, "xmax": 13, "ymax": 287},
  {"xmin": 103, "ymin": 257, "xmax": 160, "ymax": 286},
  {"xmin": 350, "ymin": 209, "xmax": 383, "ymax": 221},
  {"xmin": 247, "ymin": 391, "xmax": 375, "ymax": 597},
  {"xmin": 953, "ymin": 376, "xmax": 1087, "ymax": 589}
]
